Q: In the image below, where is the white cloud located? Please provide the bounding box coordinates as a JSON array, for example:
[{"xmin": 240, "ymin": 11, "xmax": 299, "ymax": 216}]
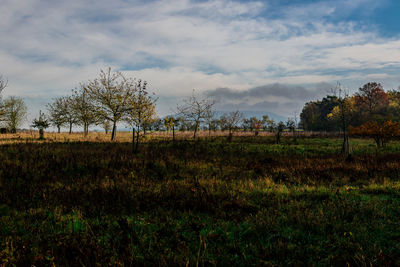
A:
[{"xmin": 0, "ymin": 0, "xmax": 399, "ymax": 118}]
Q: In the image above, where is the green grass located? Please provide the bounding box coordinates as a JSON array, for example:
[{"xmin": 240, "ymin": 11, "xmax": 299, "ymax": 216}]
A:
[{"xmin": 1, "ymin": 136, "xmax": 400, "ymax": 265}]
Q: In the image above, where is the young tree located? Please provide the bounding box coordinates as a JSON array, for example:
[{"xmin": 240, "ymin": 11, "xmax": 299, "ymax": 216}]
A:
[
  {"xmin": 274, "ymin": 121, "xmax": 285, "ymax": 144},
  {"xmin": 242, "ymin": 118, "xmax": 251, "ymax": 132},
  {"xmin": 286, "ymin": 117, "xmax": 297, "ymax": 142},
  {"xmin": 57, "ymin": 95, "xmax": 79, "ymax": 134},
  {"xmin": 71, "ymin": 87, "xmax": 98, "ymax": 136},
  {"xmin": 47, "ymin": 97, "xmax": 67, "ymax": 133},
  {"xmin": 32, "ymin": 111, "xmax": 49, "ymax": 140},
  {"xmin": 3, "ymin": 96, "xmax": 27, "ymax": 133},
  {"xmin": 327, "ymin": 87, "xmax": 356, "ymax": 158},
  {"xmin": 101, "ymin": 119, "xmax": 112, "ymax": 134},
  {"xmin": 177, "ymin": 90, "xmax": 215, "ymax": 138},
  {"xmin": 84, "ymin": 68, "xmax": 136, "ymax": 141},
  {"xmin": 164, "ymin": 116, "xmax": 175, "ymax": 132},
  {"xmin": 262, "ymin": 115, "xmax": 275, "ymax": 132},
  {"xmin": 250, "ymin": 117, "xmax": 263, "ymax": 136},
  {"xmin": 204, "ymin": 108, "xmax": 216, "ymax": 136},
  {"xmin": 151, "ymin": 118, "xmax": 163, "ymax": 131},
  {"xmin": 124, "ymin": 80, "xmax": 157, "ymax": 151},
  {"xmin": 220, "ymin": 110, "xmax": 243, "ymax": 141}
]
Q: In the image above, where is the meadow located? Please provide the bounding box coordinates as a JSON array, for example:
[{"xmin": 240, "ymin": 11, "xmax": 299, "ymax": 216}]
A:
[{"xmin": 1, "ymin": 131, "xmax": 400, "ymax": 266}]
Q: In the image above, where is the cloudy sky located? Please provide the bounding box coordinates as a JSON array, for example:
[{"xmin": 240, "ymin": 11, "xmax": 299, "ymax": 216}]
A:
[{"xmin": 1, "ymin": 0, "xmax": 400, "ymax": 125}]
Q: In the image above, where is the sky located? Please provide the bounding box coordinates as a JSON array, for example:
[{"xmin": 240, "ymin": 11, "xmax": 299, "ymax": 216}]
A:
[{"xmin": 1, "ymin": 0, "xmax": 400, "ymax": 128}]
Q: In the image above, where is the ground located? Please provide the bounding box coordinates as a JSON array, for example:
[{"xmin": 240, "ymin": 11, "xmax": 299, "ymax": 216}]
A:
[{"xmin": 0, "ymin": 131, "xmax": 399, "ymax": 266}]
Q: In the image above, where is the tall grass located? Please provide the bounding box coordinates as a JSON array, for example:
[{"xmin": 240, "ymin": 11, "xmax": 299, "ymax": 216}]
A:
[{"xmin": 0, "ymin": 133, "xmax": 399, "ymax": 265}]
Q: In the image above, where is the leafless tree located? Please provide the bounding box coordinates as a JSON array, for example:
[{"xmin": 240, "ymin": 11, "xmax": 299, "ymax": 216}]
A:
[
  {"xmin": 124, "ymin": 80, "xmax": 157, "ymax": 151},
  {"xmin": 84, "ymin": 68, "xmax": 135, "ymax": 141},
  {"xmin": 328, "ymin": 84, "xmax": 354, "ymax": 159},
  {"xmin": 204, "ymin": 108, "xmax": 217, "ymax": 136},
  {"xmin": 220, "ymin": 111, "xmax": 243, "ymax": 134},
  {"xmin": 0, "ymin": 75, "xmax": 8, "ymax": 118},
  {"xmin": 177, "ymin": 90, "xmax": 215, "ymax": 138},
  {"xmin": 0, "ymin": 75, "xmax": 7, "ymax": 93},
  {"xmin": 71, "ymin": 86, "xmax": 98, "ymax": 136},
  {"xmin": 63, "ymin": 96, "xmax": 79, "ymax": 134}
]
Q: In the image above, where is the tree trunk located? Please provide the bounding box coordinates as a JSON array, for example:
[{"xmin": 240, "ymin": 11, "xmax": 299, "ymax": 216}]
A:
[
  {"xmin": 135, "ymin": 126, "xmax": 140, "ymax": 151},
  {"xmin": 193, "ymin": 121, "xmax": 199, "ymax": 139},
  {"xmin": 132, "ymin": 128, "xmax": 135, "ymax": 153},
  {"xmin": 57, "ymin": 126, "xmax": 60, "ymax": 133},
  {"xmin": 172, "ymin": 124, "xmax": 175, "ymax": 143},
  {"xmin": 227, "ymin": 131, "xmax": 233, "ymax": 142},
  {"xmin": 111, "ymin": 121, "xmax": 117, "ymax": 141},
  {"xmin": 276, "ymin": 132, "xmax": 281, "ymax": 144},
  {"xmin": 83, "ymin": 123, "xmax": 86, "ymax": 136},
  {"xmin": 341, "ymin": 118, "xmax": 351, "ymax": 158},
  {"xmin": 69, "ymin": 122, "xmax": 72, "ymax": 134},
  {"xmin": 39, "ymin": 129, "xmax": 44, "ymax": 140},
  {"xmin": 342, "ymin": 133, "xmax": 351, "ymax": 158}
]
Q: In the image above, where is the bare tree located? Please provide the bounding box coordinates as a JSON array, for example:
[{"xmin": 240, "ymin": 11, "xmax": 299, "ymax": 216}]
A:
[
  {"xmin": 3, "ymin": 96, "xmax": 27, "ymax": 133},
  {"xmin": 328, "ymin": 84, "xmax": 355, "ymax": 159},
  {"xmin": 84, "ymin": 68, "xmax": 135, "ymax": 141},
  {"xmin": 71, "ymin": 87, "xmax": 98, "ymax": 136},
  {"xmin": 204, "ymin": 108, "xmax": 217, "ymax": 136},
  {"xmin": 0, "ymin": 75, "xmax": 8, "ymax": 118},
  {"xmin": 0, "ymin": 75, "xmax": 7, "ymax": 92},
  {"xmin": 177, "ymin": 90, "xmax": 215, "ymax": 138},
  {"xmin": 219, "ymin": 110, "xmax": 243, "ymax": 141},
  {"xmin": 124, "ymin": 80, "xmax": 157, "ymax": 151},
  {"xmin": 63, "ymin": 96, "xmax": 79, "ymax": 134},
  {"xmin": 220, "ymin": 111, "xmax": 243, "ymax": 134}
]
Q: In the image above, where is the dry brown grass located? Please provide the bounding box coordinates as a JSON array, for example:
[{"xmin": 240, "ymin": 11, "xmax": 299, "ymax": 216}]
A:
[{"xmin": 0, "ymin": 129, "xmax": 342, "ymax": 145}]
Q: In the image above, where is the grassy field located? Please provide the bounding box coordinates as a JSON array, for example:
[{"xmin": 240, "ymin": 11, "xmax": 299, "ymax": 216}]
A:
[{"xmin": 1, "ymin": 132, "xmax": 400, "ymax": 266}]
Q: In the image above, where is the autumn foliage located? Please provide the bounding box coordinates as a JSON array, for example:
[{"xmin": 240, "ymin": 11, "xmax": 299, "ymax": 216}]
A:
[{"xmin": 349, "ymin": 120, "xmax": 400, "ymax": 147}]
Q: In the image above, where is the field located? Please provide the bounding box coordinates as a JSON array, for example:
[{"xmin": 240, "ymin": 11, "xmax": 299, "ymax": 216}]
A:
[{"xmin": 1, "ymin": 131, "xmax": 400, "ymax": 266}]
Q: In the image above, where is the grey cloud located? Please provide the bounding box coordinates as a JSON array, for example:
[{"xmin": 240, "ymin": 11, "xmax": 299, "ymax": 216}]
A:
[
  {"xmin": 214, "ymin": 100, "xmax": 302, "ymax": 118},
  {"xmin": 207, "ymin": 82, "xmax": 336, "ymax": 116},
  {"xmin": 206, "ymin": 83, "xmax": 332, "ymax": 102}
]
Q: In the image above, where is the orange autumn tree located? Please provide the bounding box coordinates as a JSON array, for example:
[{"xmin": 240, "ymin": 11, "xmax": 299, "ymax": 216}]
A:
[{"xmin": 349, "ymin": 120, "xmax": 400, "ymax": 148}]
